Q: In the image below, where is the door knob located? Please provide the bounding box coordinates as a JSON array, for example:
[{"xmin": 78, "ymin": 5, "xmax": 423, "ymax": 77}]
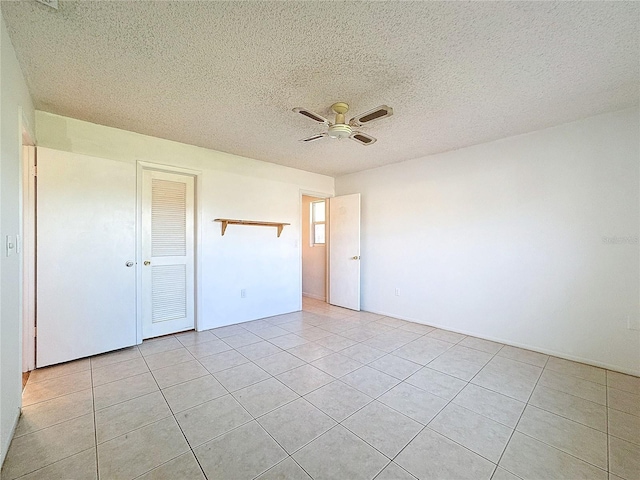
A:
[
  {"xmin": 144, "ymin": 260, "xmax": 151, "ymax": 266},
  {"xmin": 351, "ymin": 256, "xmax": 360, "ymax": 260},
  {"xmin": 125, "ymin": 261, "xmax": 134, "ymax": 267}
]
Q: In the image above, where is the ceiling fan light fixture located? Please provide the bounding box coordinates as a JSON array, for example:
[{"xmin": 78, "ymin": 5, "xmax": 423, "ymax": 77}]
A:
[
  {"xmin": 294, "ymin": 101, "xmax": 392, "ymax": 145},
  {"xmin": 327, "ymin": 123, "xmax": 352, "ymax": 139}
]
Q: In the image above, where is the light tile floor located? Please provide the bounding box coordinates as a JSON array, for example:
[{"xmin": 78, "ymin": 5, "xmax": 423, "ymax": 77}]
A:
[{"xmin": 3, "ymin": 297, "xmax": 639, "ymax": 479}]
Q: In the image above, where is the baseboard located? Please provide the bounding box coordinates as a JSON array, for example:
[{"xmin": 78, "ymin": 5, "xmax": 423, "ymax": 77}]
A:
[
  {"xmin": 1, "ymin": 406, "xmax": 20, "ymax": 468},
  {"xmin": 365, "ymin": 308, "xmax": 640, "ymax": 377},
  {"xmin": 302, "ymin": 292, "xmax": 326, "ymax": 301}
]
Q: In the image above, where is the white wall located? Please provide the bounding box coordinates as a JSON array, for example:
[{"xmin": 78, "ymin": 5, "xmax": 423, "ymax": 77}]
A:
[
  {"xmin": 35, "ymin": 112, "xmax": 334, "ymax": 331},
  {"xmin": 302, "ymin": 195, "xmax": 326, "ymax": 300},
  {"xmin": 0, "ymin": 16, "xmax": 35, "ymax": 465},
  {"xmin": 337, "ymin": 108, "xmax": 640, "ymax": 375}
]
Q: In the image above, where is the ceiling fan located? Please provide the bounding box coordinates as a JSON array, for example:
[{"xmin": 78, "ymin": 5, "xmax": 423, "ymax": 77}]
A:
[{"xmin": 293, "ymin": 102, "xmax": 393, "ymax": 146}]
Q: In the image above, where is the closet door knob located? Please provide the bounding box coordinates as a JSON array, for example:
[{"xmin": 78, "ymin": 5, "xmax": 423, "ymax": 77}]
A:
[
  {"xmin": 125, "ymin": 261, "xmax": 134, "ymax": 267},
  {"xmin": 144, "ymin": 261, "xmax": 151, "ymax": 266}
]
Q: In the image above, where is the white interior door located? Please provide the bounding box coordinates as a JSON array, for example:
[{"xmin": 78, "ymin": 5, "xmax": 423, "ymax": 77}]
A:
[
  {"xmin": 329, "ymin": 193, "xmax": 361, "ymax": 310},
  {"xmin": 141, "ymin": 169, "xmax": 195, "ymax": 339},
  {"xmin": 37, "ymin": 148, "xmax": 137, "ymax": 367}
]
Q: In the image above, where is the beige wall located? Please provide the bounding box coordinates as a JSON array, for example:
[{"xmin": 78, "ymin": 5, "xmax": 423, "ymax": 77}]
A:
[{"xmin": 302, "ymin": 195, "xmax": 326, "ymax": 300}]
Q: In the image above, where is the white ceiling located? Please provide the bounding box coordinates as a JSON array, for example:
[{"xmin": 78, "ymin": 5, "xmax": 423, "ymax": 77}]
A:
[{"xmin": 3, "ymin": 1, "xmax": 638, "ymax": 177}]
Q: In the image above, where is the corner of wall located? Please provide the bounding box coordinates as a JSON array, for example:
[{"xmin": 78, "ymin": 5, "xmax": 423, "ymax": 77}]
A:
[{"xmin": 1, "ymin": 13, "xmax": 36, "ymax": 466}]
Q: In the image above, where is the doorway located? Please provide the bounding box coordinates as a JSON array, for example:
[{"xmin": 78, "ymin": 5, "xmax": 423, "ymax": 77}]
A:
[
  {"xmin": 301, "ymin": 192, "xmax": 362, "ymax": 311},
  {"xmin": 302, "ymin": 195, "xmax": 327, "ymax": 304}
]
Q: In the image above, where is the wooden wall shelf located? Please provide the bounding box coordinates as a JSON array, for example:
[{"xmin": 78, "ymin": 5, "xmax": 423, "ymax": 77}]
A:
[{"xmin": 214, "ymin": 219, "xmax": 290, "ymax": 237}]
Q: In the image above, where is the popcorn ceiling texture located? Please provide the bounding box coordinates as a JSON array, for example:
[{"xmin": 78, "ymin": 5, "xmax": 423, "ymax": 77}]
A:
[{"xmin": 2, "ymin": 1, "xmax": 638, "ymax": 176}]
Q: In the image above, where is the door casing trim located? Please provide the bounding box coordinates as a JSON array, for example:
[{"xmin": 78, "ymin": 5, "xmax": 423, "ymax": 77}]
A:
[{"xmin": 21, "ymin": 107, "xmax": 36, "ymax": 372}]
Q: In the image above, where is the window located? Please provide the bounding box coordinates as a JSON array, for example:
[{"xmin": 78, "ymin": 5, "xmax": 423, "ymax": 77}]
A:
[{"xmin": 311, "ymin": 200, "xmax": 326, "ymax": 245}]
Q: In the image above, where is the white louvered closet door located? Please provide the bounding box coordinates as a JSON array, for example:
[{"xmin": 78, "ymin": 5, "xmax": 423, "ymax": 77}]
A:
[{"xmin": 141, "ymin": 170, "xmax": 195, "ymax": 339}]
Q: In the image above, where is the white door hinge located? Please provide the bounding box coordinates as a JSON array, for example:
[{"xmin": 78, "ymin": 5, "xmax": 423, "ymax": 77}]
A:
[{"xmin": 31, "ymin": 166, "xmax": 37, "ymax": 177}]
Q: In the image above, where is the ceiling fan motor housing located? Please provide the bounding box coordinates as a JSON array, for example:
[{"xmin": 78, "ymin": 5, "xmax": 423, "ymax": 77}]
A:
[{"xmin": 328, "ymin": 123, "xmax": 352, "ymax": 139}]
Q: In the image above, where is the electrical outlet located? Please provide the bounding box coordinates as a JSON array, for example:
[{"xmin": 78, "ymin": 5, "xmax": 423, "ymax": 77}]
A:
[
  {"xmin": 627, "ymin": 315, "xmax": 640, "ymax": 331},
  {"xmin": 395, "ymin": 288, "xmax": 400, "ymax": 296},
  {"xmin": 241, "ymin": 289, "xmax": 246, "ymax": 298}
]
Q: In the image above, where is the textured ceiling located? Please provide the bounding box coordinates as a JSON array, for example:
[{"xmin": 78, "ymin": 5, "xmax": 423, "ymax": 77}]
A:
[{"xmin": 2, "ymin": 1, "xmax": 639, "ymax": 176}]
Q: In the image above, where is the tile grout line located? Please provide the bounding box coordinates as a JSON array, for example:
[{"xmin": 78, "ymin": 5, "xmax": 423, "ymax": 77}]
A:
[
  {"xmin": 532, "ymin": 377, "xmax": 608, "ymax": 403},
  {"xmin": 138, "ymin": 349, "xmax": 210, "ymax": 480},
  {"xmin": 511, "ymin": 429, "xmax": 610, "ymax": 475},
  {"xmin": 11, "ymin": 388, "xmax": 95, "ymax": 439},
  {"xmin": 435, "ymin": 341, "xmax": 527, "ymax": 440},
  {"xmin": 90, "ymin": 356, "xmax": 100, "ymax": 480},
  {"xmin": 251, "ymin": 421, "xmax": 314, "ymax": 479},
  {"xmin": 206, "ymin": 322, "xmax": 414, "ymax": 478},
  {"xmin": 92, "ymin": 375, "xmax": 158, "ymax": 412},
  {"xmin": 21, "ymin": 363, "xmax": 92, "ymax": 387},
  {"xmin": 422, "ymin": 350, "xmax": 543, "ymax": 475},
  {"xmin": 225, "ymin": 310, "xmax": 554, "ymax": 478},
  {"xmin": 211, "ymin": 347, "xmax": 316, "ymax": 480},
  {"xmin": 507, "ymin": 398, "xmax": 607, "ymax": 433},
  {"xmin": 20, "ymin": 384, "xmax": 92, "ymax": 410},
  {"xmin": 173, "ymin": 345, "xmax": 254, "ymax": 479},
  {"xmin": 606, "ymin": 369, "xmax": 610, "ymax": 475},
  {"xmin": 290, "ymin": 308, "xmax": 620, "ymax": 476},
  {"xmin": 170, "ymin": 335, "xmax": 316, "ymax": 479},
  {"xmin": 340, "ymin": 396, "xmax": 427, "ymax": 466},
  {"xmin": 372, "ymin": 339, "xmax": 507, "ymax": 473},
  {"xmin": 507, "ymin": 354, "xmax": 612, "ymax": 476},
  {"xmin": 488, "ymin": 351, "xmax": 549, "ymax": 478},
  {"xmin": 171, "ymin": 316, "xmax": 624, "ymax": 478},
  {"xmin": 16, "ymin": 303, "xmax": 637, "ymax": 480},
  {"xmin": 418, "ymin": 347, "xmax": 508, "ymax": 469},
  {"xmin": 90, "ymin": 352, "xmax": 145, "ymax": 372},
  {"xmin": 13, "ymin": 367, "xmax": 103, "ymax": 480}
]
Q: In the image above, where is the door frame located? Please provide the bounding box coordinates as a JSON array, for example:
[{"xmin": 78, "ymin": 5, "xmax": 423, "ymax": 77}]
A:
[
  {"xmin": 21, "ymin": 108, "xmax": 36, "ymax": 372},
  {"xmin": 299, "ymin": 190, "xmax": 333, "ymax": 309},
  {"xmin": 136, "ymin": 161, "xmax": 202, "ymax": 343}
]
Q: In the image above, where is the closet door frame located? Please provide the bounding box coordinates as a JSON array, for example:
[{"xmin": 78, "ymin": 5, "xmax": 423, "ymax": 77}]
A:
[{"xmin": 136, "ymin": 161, "xmax": 203, "ymax": 344}]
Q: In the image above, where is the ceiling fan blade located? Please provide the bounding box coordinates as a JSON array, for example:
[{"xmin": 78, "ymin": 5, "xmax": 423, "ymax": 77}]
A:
[
  {"xmin": 349, "ymin": 105, "xmax": 393, "ymax": 127},
  {"xmin": 350, "ymin": 131, "xmax": 377, "ymax": 146},
  {"xmin": 293, "ymin": 107, "xmax": 331, "ymax": 125},
  {"xmin": 299, "ymin": 133, "xmax": 328, "ymax": 143}
]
